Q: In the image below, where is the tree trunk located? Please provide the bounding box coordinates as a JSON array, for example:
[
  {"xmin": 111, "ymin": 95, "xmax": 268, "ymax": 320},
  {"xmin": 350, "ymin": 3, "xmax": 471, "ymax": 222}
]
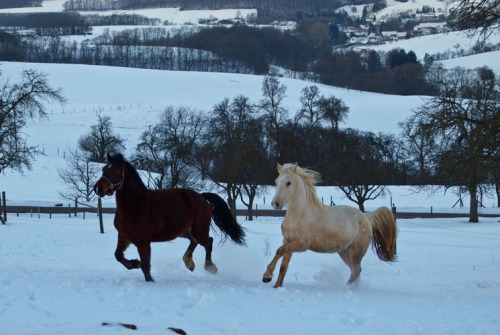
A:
[
  {"xmin": 358, "ymin": 200, "xmax": 365, "ymax": 213},
  {"xmin": 469, "ymin": 186, "xmax": 479, "ymax": 223},
  {"xmin": 495, "ymin": 175, "xmax": 500, "ymax": 207},
  {"xmin": 247, "ymin": 197, "xmax": 254, "ymax": 221}
]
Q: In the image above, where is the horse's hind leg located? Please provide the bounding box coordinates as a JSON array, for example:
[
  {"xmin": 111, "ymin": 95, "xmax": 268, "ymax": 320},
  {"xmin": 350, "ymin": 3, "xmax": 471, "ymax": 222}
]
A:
[
  {"xmin": 190, "ymin": 215, "xmax": 217, "ymax": 274},
  {"xmin": 182, "ymin": 237, "xmax": 197, "ymax": 272},
  {"xmin": 339, "ymin": 242, "xmax": 369, "ymax": 285},
  {"xmin": 339, "ymin": 247, "xmax": 361, "ymax": 285},
  {"xmin": 115, "ymin": 233, "xmax": 141, "ymax": 270},
  {"xmin": 203, "ymin": 237, "xmax": 218, "ymax": 274}
]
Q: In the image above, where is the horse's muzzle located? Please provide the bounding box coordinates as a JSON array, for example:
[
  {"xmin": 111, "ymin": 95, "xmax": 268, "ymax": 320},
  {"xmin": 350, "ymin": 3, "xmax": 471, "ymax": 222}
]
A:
[
  {"xmin": 94, "ymin": 184, "xmax": 104, "ymax": 197},
  {"xmin": 94, "ymin": 184, "xmax": 113, "ymax": 197},
  {"xmin": 272, "ymin": 200, "xmax": 282, "ymax": 210}
]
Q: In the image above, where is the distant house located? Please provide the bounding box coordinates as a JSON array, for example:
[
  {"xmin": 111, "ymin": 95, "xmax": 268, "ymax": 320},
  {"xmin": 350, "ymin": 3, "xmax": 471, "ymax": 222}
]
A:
[
  {"xmin": 413, "ymin": 22, "xmax": 446, "ymax": 35},
  {"xmin": 381, "ymin": 31, "xmax": 407, "ymax": 41},
  {"xmin": 367, "ymin": 33, "xmax": 383, "ymax": 44},
  {"xmin": 349, "ymin": 36, "xmax": 368, "ymax": 44}
]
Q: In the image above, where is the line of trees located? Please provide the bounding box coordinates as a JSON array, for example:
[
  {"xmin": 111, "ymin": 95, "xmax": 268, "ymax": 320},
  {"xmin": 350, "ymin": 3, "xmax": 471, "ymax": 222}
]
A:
[
  {"xmin": 0, "ymin": 12, "xmax": 91, "ymax": 35},
  {"xmin": 56, "ymin": 71, "xmax": 498, "ymax": 221},
  {"xmin": 62, "ymin": 0, "xmax": 180, "ymax": 11},
  {"xmin": 60, "ymin": 0, "xmax": 364, "ymax": 19},
  {"xmin": 0, "ymin": 24, "xmax": 432, "ymax": 95},
  {"xmin": 1, "ymin": 66, "xmax": 497, "ymax": 221},
  {"xmin": 0, "ymin": 0, "xmax": 41, "ymax": 9}
]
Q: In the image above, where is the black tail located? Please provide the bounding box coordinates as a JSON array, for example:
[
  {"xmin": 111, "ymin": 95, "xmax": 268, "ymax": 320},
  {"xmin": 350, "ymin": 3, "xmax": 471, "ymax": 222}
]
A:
[{"xmin": 202, "ymin": 192, "xmax": 246, "ymax": 245}]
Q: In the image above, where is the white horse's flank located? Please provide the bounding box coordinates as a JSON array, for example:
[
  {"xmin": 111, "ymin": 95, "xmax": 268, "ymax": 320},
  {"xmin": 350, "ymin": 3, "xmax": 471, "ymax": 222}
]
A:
[{"xmin": 263, "ymin": 163, "xmax": 397, "ymax": 288}]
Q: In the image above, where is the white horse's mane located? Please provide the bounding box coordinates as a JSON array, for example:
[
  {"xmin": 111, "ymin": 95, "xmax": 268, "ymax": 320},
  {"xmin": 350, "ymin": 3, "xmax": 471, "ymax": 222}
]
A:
[{"xmin": 281, "ymin": 163, "xmax": 325, "ymax": 213}]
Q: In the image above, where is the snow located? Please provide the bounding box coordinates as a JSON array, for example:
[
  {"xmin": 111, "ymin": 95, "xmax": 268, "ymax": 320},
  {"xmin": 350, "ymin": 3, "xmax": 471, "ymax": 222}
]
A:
[
  {"xmin": 355, "ymin": 29, "xmax": 500, "ymax": 61},
  {"xmin": 439, "ymin": 50, "xmax": 500, "ymax": 73},
  {"xmin": 1, "ymin": 211, "xmax": 499, "ymax": 334},
  {"xmin": 375, "ymin": 0, "xmax": 451, "ymax": 20},
  {"xmin": 0, "ymin": 0, "xmax": 256, "ymax": 26}
]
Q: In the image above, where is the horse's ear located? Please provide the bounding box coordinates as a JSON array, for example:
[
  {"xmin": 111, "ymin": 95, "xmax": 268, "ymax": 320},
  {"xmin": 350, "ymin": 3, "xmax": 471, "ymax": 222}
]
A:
[
  {"xmin": 277, "ymin": 163, "xmax": 283, "ymax": 174},
  {"xmin": 107, "ymin": 153, "xmax": 113, "ymax": 163},
  {"xmin": 291, "ymin": 163, "xmax": 298, "ymax": 172}
]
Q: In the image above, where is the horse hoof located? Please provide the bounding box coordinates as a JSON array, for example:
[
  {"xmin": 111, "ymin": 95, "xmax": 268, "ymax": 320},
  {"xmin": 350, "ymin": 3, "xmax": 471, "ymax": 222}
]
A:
[
  {"xmin": 183, "ymin": 259, "xmax": 195, "ymax": 272},
  {"xmin": 131, "ymin": 259, "xmax": 141, "ymax": 269},
  {"xmin": 204, "ymin": 264, "xmax": 218, "ymax": 274},
  {"xmin": 262, "ymin": 277, "xmax": 272, "ymax": 283}
]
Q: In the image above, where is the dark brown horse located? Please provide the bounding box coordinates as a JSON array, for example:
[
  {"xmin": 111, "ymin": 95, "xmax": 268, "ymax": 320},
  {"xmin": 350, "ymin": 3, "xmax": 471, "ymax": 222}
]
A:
[{"xmin": 94, "ymin": 153, "xmax": 245, "ymax": 282}]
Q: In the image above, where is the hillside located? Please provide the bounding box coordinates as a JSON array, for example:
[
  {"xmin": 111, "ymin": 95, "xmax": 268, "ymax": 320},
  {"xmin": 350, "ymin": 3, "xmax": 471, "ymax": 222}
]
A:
[
  {"xmin": 0, "ymin": 61, "xmax": 420, "ymax": 206},
  {"xmin": 1, "ymin": 60, "xmax": 499, "ymax": 212}
]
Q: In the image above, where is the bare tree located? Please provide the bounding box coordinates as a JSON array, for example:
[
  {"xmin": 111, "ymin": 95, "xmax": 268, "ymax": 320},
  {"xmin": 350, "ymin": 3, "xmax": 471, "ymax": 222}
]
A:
[
  {"xmin": 399, "ymin": 114, "xmax": 437, "ymax": 183},
  {"xmin": 296, "ymin": 85, "xmax": 322, "ymax": 131},
  {"xmin": 78, "ymin": 112, "xmax": 125, "ymax": 163},
  {"xmin": 335, "ymin": 130, "xmax": 394, "ymax": 212},
  {"xmin": 259, "ymin": 75, "xmax": 288, "ymax": 163},
  {"xmin": 403, "ymin": 66, "xmax": 500, "ymax": 222},
  {"xmin": 133, "ymin": 106, "xmax": 206, "ymax": 189},
  {"xmin": 339, "ymin": 184, "xmax": 389, "ymax": 213},
  {"xmin": 206, "ymin": 95, "xmax": 270, "ymax": 218},
  {"xmin": 58, "ymin": 148, "xmax": 100, "ymax": 203},
  {"xmin": 448, "ymin": 0, "xmax": 500, "ymax": 39},
  {"xmin": 317, "ymin": 94, "xmax": 349, "ymax": 132},
  {"xmin": 0, "ymin": 68, "xmax": 65, "ymax": 174}
]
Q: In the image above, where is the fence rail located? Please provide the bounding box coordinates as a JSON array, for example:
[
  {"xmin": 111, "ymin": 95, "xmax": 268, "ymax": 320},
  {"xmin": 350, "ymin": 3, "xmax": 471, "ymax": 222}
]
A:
[{"xmin": 3, "ymin": 205, "xmax": 499, "ymax": 219}]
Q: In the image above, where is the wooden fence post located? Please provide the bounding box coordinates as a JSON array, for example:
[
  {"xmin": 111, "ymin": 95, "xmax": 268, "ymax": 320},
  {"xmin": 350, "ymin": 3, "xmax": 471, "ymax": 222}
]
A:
[
  {"xmin": 74, "ymin": 198, "xmax": 78, "ymax": 217},
  {"xmin": 2, "ymin": 191, "xmax": 6, "ymax": 223},
  {"xmin": 98, "ymin": 198, "xmax": 104, "ymax": 234},
  {"xmin": 392, "ymin": 205, "xmax": 397, "ymax": 256}
]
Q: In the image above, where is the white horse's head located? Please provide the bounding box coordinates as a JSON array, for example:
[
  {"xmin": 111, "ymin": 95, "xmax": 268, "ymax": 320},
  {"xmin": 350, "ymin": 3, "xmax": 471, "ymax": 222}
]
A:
[
  {"xmin": 272, "ymin": 163, "xmax": 298, "ymax": 210},
  {"xmin": 272, "ymin": 163, "xmax": 323, "ymax": 211}
]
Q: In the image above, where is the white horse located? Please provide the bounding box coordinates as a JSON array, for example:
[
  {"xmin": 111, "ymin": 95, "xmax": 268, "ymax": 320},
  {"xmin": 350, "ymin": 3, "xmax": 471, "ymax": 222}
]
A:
[{"xmin": 263, "ymin": 163, "xmax": 397, "ymax": 288}]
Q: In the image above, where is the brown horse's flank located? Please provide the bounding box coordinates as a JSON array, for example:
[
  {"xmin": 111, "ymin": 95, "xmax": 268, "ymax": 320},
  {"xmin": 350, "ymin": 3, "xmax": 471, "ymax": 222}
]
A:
[{"xmin": 94, "ymin": 153, "xmax": 245, "ymax": 282}]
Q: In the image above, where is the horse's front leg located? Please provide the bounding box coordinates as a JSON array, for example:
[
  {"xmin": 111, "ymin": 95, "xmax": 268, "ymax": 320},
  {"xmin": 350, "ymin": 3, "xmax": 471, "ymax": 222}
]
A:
[
  {"xmin": 137, "ymin": 243, "xmax": 154, "ymax": 282},
  {"xmin": 262, "ymin": 239, "xmax": 307, "ymax": 287},
  {"xmin": 115, "ymin": 233, "xmax": 141, "ymax": 270},
  {"xmin": 274, "ymin": 251, "xmax": 293, "ymax": 288}
]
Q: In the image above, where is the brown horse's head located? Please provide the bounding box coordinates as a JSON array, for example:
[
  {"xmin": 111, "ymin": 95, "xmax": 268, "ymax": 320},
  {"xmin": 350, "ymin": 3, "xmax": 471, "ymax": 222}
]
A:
[{"xmin": 94, "ymin": 153, "xmax": 125, "ymax": 197}]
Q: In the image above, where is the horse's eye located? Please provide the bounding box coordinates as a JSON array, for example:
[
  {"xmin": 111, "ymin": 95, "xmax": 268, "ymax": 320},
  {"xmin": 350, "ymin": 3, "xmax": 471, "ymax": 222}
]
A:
[{"xmin": 286, "ymin": 181, "xmax": 291, "ymax": 187}]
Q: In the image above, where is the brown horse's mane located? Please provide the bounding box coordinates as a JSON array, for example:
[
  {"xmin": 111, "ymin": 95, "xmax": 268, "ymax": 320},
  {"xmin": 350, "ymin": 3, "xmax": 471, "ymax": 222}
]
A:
[{"xmin": 111, "ymin": 153, "xmax": 146, "ymax": 189}]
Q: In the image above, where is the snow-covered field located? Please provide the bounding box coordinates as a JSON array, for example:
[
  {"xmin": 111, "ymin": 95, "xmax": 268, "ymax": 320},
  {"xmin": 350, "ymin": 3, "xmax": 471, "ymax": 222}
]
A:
[
  {"xmin": 1, "ymin": 211, "xmax": 499, "ymax": 335},
  {"xmin": 355, "ymin": 30, "xmax": 500, "ymax": 64},
  {"xmin": 0, "ymin": 0, "xmax": 257, "ymax": 26}
]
